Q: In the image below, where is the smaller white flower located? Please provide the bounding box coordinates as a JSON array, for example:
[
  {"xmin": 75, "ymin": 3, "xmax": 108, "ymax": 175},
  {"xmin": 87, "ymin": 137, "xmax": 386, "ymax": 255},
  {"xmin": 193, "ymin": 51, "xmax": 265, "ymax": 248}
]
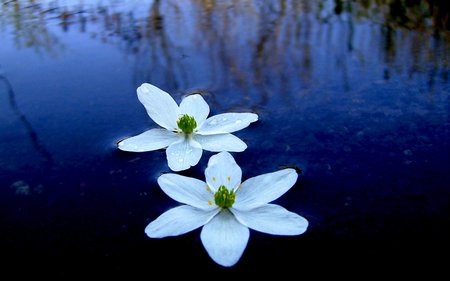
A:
[
  {"xmin": 118, "ymin": 83, "xmax": 258, "ymax": 171},
  {"xmin": 145, "ymin": 152, "xmax": 308, "ymax": 267}
]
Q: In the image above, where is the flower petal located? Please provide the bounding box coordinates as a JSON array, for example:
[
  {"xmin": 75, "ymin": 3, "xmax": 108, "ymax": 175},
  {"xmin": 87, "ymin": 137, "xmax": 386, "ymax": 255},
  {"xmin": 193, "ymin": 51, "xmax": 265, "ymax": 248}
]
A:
[
  {"xmin": 118, "ymin": 128, "xmax": 179, "ymax": 152},
  {"xmin": 137, "ymin": 83, "xmax": 180, "ymax": 131},
  {"xmin": 194, "ymin": 133, "xmax": 247, "ymax": 152},
  {"xmin": 234, "ymin": 169, "xmax": 298, "ymax": 210},
  {"xmin": 179, "ymin": 94, "xmax": 210, "ymax": 126},
  {"xmin": 204, "ymin": 152, "xmax": 242, "ymax": 192},
  {"xmin": 200, "ymin": 210, "xmax": 249, "ymax": 267},
  {"xmin": 197, "ymin": 113, "xmax": 258, "ymax": 135},
  {"xmin": 157, "ymin": 173, "xmax": 216, "ymax": 210},
  {"xmin": 166, "ymin": 138, "xmax": 203, "ymax": 171},
  {"xmin": 231, "ymin": 204, "xmax": 308, "ymax": 235},
  {"xmin": 145, "ymin": 205, "xmax": 219, "ymax": 238}
]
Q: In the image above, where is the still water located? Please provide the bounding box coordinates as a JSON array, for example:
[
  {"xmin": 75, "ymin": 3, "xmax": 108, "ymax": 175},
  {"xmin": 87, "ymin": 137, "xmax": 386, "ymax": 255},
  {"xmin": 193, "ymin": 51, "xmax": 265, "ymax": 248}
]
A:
[{"xmin": 0, "ymin": 0, "xmax": 449, "ymax": 276}]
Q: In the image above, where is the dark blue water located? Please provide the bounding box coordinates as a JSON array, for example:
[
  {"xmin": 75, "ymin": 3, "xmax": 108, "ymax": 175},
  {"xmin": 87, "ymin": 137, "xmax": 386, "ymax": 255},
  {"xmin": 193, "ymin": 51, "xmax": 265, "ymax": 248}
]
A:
[{"xmin": 1, "ymin": 0, "xmax": 449, "ymax": 276}]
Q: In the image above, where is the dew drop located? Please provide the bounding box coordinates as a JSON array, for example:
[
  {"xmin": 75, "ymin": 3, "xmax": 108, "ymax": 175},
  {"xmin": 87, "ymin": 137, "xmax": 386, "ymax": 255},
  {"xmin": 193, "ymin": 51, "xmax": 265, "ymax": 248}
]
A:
[
  {"xmin": 178, "ymin": 158, "xmax": 184, "ymax": 163},
  {"xmin": 222, "ymin": 117, "xmax": 228, "ymax": 121},
  {"xmin": 235, "ymin": 120, "xmax": 242, "ymax": 124}
]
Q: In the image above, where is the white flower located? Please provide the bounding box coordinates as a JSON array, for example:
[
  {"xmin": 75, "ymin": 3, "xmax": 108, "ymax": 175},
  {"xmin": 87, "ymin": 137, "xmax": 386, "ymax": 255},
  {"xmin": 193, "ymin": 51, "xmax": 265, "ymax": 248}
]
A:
[
  {"xmin": 145, "ymin": 152, "xmax": 308, "ymax": 267},
  {"xmin": 118, "ymin": 83, "xmax": 258, "ymax": 171}
]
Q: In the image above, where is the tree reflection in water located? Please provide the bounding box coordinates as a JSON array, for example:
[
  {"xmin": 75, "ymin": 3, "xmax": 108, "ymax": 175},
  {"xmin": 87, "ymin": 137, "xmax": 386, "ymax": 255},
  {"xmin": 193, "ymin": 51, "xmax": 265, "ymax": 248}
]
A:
[{"xmin": 1, "ymin": 1, "xmax": 448, "ymax": 92}]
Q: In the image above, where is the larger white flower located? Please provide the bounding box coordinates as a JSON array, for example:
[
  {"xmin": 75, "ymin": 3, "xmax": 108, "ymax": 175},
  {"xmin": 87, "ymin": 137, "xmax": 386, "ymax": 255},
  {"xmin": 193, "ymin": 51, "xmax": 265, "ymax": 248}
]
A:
[
  {"xmin": 118, "ymin": 83, "xmax": 258, "ymax": 171},
  {"xmin": 145, "ymin": 152, "xmax": 308, "ymax": 267}
]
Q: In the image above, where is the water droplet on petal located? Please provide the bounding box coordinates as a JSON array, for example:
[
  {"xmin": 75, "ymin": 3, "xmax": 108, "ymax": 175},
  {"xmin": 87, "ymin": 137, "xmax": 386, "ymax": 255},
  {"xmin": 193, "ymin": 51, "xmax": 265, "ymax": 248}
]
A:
[
  {"xmin": 222, "ymin": 117, "xmax": 227, "ymax": 121},
  {"xmin": 178, "ymin": 158, "xmax": 184, "ymax": 162},
  {"xmin": 235, "ymin": 120, "xmax": 242, "ymax": 124}
]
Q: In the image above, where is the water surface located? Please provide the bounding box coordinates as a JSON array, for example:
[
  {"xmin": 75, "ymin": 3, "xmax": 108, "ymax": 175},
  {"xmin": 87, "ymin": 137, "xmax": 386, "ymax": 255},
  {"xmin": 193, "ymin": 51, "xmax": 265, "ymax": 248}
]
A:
[{"xmin": 0, "ymin": 0, "xmax": 449, "ymax": 276}]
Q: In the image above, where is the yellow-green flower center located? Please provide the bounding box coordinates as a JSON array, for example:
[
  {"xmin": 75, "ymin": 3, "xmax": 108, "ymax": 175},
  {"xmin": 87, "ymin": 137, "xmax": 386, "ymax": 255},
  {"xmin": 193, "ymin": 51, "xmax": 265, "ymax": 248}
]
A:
[
  {"xmin": 177, "ymin": 114, "xmax": 197, "ymax": 134},
  {"xmin": 214, "ymin": 185, "xmax": 235, "ymax": 208}
]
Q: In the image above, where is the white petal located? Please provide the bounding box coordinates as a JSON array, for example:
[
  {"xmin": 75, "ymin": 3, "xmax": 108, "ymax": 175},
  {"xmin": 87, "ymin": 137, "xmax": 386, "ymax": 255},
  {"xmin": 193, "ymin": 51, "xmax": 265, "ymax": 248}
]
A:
[
  {"xmin": 179, "ymin": 94, "xmax": 210, "ymax": 126},
  {"xmin": 118, "ymin": 129, "xmax": 179, "ymax": 152},
  {"xmin": 234, "ymin": 169, "xmax": 298, "ymax": 210},
  {"xmin": 157, "ymin": 173, "xmax": 216, "ymax": 210},
  {"xmin": 200, "ymin": 210, "xmax": 249, "ymax": 267},
  {"xmin": 231, "ymin": 204, "xmax": 308, "ymax": 235},
  {"xmin": 166, "ymin": 138, "xmax": 203, "ymax": 171},
  {"xmin": 194, "ymin": 133, "xmax": 247, "ymax": 152},
  {"xmin": 145, "ymin": 205, "xmax": 219, "ymax": 238},
  {"xmin": 204, "ymin": 152, "xmax": 242, "ymax": 192},
  {"xmin": 197, "ymin": 113, "xmax": 258, "ymax": 135},
  {"xmin": 137, "ymin": 83, "xmax": 180, "ymax": 131}
]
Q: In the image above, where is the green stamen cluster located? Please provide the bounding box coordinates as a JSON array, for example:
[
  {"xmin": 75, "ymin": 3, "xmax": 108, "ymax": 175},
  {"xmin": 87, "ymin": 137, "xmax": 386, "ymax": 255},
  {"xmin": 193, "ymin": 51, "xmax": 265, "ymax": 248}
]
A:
[
  {"xmin": 214, "ymin": 185, "xmax": 235, "ymax": 208},
  {"xmin": 177, "ymin": 114, "xmax": 197, "ymax": 134}
]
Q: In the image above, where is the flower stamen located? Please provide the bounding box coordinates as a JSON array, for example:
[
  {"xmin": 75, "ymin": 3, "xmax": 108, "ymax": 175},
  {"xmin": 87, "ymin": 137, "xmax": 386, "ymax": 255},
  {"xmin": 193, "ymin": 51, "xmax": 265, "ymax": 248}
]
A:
[
  {"xmin": 214, "ymin": 185, "xmax": 235, "ymax": 208},
  {"xmin": 177, "ymin": 114, "xmax": 197, "ymax": 134}
]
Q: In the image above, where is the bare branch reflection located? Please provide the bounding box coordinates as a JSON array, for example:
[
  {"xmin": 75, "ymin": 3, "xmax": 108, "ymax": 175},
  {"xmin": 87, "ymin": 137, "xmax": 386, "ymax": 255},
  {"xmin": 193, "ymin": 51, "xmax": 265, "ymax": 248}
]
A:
[
  {"xmin": 0, "ymin": 0, "xmax": 449, "ymax": 104},
  {"xmin": 0, "ymin": 0, "xmax": 64, "ymax": 56},
  {"xmin": 0, "ymin": 74, "xmax": 53, "ymax": 165}
]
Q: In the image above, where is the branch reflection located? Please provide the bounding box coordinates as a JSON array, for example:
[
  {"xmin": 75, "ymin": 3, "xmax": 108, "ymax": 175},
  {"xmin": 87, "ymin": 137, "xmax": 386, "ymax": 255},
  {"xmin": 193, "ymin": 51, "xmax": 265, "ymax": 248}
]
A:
[
  {"xmin": 0, "ymin": 74, "xmax": 53, "ymax": 165},
  {"xmin": 1, "ymin": 0, "xmax": 448, "ymax": 105}
]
